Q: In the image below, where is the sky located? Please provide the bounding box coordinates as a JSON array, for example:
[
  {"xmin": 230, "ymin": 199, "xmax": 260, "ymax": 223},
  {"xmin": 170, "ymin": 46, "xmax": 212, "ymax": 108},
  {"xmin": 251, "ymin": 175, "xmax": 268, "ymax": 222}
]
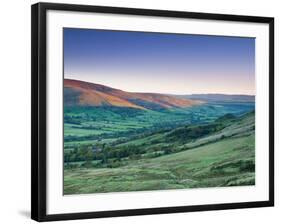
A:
[{"xmin": 64, "ymin": 28, "xmax": 255, "ymax": 95}]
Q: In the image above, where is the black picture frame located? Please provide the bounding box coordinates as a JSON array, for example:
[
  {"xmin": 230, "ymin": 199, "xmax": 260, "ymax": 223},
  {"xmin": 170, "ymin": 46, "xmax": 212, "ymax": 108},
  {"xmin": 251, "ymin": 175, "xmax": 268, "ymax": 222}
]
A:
[{"xmin": 31, "ymin": 2, "xmax": 274, "ymax": 222}]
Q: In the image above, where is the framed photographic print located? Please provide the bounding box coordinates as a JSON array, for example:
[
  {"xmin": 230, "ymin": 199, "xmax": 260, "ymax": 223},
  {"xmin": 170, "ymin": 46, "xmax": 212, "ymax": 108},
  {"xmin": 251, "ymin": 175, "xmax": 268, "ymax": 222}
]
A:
[{"xmin": 31, "ymin": 2, "xmax": 274, "ymax": 222}]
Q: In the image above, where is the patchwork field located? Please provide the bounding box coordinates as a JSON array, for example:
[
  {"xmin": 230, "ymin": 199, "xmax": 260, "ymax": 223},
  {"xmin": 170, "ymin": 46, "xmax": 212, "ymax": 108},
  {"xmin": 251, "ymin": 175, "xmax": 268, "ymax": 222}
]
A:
[{"xmin": 64, "ymin": 102, "xmax": 254, "ymax": 149}]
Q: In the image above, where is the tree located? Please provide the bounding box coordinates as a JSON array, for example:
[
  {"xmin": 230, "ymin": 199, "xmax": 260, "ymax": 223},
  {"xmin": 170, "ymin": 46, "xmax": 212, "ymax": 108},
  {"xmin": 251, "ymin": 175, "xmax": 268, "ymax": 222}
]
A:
[
  {"xmin": 85, "ymin": 150, "xmax": 94, "ymax": 162},
  {"xmin": 101, "ymin": 148, "xmax": 108, "ymax": 164}
]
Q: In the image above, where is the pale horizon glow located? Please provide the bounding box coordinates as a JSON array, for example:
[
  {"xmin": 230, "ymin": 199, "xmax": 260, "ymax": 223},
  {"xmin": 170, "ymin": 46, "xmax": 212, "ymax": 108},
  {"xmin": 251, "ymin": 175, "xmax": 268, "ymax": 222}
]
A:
[{"xmin": 64, "ymin": 28, "xmax": 255, "ymax": 95}]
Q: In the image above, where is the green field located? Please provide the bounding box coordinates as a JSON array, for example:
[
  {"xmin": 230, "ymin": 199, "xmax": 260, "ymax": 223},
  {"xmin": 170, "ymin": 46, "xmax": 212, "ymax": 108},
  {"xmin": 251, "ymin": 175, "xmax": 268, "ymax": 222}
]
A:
[
  {"xmin": 64, "ymin": 107, "xmax": 255, "ymax": 194},
  {"xmin": 64, "ymin": 136, "xmax": 254, "ymax": 194},
  {"xmin": 64, "ymin": 103, "xmax": 254, "ymax": 149}
]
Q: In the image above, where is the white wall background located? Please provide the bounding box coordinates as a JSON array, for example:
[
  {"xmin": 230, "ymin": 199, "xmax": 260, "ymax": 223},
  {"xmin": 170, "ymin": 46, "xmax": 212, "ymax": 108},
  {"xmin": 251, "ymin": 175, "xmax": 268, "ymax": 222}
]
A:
[{"xmin": 0, "ymin": 0, "xmax": 279, "ymax": 223}]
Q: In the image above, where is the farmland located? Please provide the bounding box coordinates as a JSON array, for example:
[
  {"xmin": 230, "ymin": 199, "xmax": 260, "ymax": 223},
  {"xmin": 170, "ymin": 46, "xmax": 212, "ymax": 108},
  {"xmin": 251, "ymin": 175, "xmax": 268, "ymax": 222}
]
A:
[
  {"xmin": 64, "ymin": 103, "xmax": 255, "ymax": 194},
  {"xmin": 64, "ymin": 102, "xmax": 254, "ymax": 149}
]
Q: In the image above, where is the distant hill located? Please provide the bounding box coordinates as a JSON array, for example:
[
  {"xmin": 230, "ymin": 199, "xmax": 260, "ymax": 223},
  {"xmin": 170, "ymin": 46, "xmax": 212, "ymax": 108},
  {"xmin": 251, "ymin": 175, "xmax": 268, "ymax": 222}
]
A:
[
  {"xmin": 177, "ymin": 94, "xmax": 255, "ymax": 103},
  {"xmin": 64, "ymin": 79, "xmax": 203, "ymax": 110}
]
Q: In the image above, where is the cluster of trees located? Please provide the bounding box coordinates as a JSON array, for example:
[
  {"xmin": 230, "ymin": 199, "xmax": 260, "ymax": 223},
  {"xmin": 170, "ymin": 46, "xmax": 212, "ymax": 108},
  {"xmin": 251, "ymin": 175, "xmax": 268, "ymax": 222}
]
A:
[
  {"xmin": 64, "ymin": 147, "xmax": 95, "ymax": 163},
  {"xmin": 64, "ymin": 143, "xmax": 148, "ymax": 165},
  {"xmin": 64, "ymin": 119, "xmax": 232, "ymax": 169},
  {"xmin": 166, "ymin": 121, "xmax": 228, "ymax": 143},
  {"xmin": 64, "ymin": 115, "xmax": 81, "ymax": 125},
  {"xmin": 64, "ymin": 141, "xmax": 182, "ymax": 170}
]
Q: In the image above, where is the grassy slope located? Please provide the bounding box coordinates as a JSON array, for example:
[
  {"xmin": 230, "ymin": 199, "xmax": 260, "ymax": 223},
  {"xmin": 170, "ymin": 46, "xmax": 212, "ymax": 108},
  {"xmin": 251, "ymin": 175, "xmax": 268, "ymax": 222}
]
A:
[
  {"xmin": 114, "ymin": 111, "xmax": 254, "ymax": 151},
  {"xmin": 64, "ymin": 112, "xmax": 255, "ymax": 194}
]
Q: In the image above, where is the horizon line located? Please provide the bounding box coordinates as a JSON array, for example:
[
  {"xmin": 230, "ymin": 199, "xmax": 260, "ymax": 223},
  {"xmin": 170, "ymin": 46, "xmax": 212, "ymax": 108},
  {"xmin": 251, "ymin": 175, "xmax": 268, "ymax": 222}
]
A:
[{"xmin": 64, "ymin": 78, "xmax": 255, "ymax": 96}]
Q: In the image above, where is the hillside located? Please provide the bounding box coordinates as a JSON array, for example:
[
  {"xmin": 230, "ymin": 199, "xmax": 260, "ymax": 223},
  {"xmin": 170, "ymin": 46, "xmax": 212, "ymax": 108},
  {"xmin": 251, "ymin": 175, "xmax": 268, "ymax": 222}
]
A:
[
  {"xmin": 64, "ymin": 79, "xmax": 203, "ymax": 110},
  {"xmin": 64, "ymin": 111, "xmax": 255, "ymax": 194},
  {"xmin": 178, "ymin": 94, "xmax": 255, "ymax": 103},
  {"xmin": 114, "ymin": 110, "xmax": 255, "ymax": 152}
]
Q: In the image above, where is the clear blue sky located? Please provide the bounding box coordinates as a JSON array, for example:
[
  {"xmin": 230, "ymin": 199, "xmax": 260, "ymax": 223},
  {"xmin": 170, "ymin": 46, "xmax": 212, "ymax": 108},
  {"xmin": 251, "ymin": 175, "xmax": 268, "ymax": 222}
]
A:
[{"xmin": 64, "ymin": 28, "xmax": 255, "ymax": 95}]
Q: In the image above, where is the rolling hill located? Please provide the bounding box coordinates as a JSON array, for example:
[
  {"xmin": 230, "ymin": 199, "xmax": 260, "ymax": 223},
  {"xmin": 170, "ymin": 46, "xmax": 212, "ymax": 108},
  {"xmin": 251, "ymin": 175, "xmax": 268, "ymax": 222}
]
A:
[
  {"xmin": 64, "ymin": 79, "xmax": 203, "ymax": 110},
  {"xmin": 178, "ymin": 94, "xmax": 255, "ymax": 103}
]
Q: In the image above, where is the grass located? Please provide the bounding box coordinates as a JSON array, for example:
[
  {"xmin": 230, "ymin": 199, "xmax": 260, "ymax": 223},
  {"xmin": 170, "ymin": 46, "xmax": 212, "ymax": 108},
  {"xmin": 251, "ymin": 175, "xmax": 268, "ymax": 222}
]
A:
[
  {"xmin": 64, "ymin": 103, "xmax": 254, "ymax": 146},
  {"xmin": 64, "ymin": 133, "xmax": 255, "ymax": 194},
  {"xmin": 63, "ymin": 104, "xmax": 255, "ymax": 194}
]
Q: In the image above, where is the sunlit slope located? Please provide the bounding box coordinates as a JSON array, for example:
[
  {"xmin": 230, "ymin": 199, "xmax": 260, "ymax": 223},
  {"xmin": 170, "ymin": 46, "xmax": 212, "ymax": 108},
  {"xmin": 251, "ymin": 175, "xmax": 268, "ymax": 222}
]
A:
[{"xmin": 64, "ymin": 79, "xmax": 203, "ymax": 109}]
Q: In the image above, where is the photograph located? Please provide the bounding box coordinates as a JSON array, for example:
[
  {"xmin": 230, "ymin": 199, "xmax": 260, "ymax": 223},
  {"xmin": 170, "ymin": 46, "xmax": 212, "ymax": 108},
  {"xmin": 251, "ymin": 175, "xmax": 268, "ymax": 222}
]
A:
[{"xmin": 63, "ymin": 28, "xmax": 256, "ymax": 195}]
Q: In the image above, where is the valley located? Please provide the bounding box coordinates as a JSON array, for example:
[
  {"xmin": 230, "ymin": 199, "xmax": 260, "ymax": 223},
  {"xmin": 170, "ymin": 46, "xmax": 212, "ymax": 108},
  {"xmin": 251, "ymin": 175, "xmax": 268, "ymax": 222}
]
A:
[{"xmin": 63, "ymin": 79, "xmax": 255, "ymax": 194}]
